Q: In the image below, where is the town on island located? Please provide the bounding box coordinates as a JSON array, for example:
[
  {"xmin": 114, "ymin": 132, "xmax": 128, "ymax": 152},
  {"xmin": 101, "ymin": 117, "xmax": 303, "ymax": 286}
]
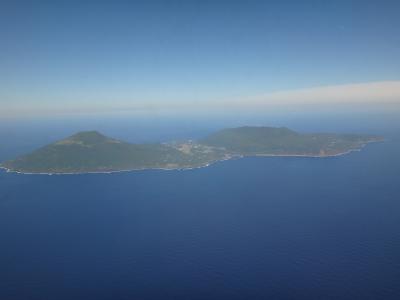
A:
[{"xmin": 0, "ymin": 126, "xmax": 383, "ymax": 174}]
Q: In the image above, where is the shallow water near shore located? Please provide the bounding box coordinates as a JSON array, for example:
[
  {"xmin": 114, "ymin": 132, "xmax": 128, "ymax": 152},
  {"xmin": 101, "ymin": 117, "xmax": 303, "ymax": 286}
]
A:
[{"xmin": 1, "ymin": 116, "xmax": 400, "ymax": 299}]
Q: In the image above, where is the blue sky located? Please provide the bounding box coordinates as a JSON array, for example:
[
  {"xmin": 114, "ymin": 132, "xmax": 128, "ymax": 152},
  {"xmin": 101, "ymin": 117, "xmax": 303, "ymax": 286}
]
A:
[{"xmin": 1, "ymin": 0, "xmax": 400, "ymax": 117}]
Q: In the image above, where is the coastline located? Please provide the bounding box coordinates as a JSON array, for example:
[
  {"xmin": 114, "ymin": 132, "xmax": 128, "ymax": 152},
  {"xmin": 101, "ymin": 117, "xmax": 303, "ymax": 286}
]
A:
[
  {"xmin": 0, "ymin": 140, "xmax": 381, "ymax": 176},
  {"xmin": 0, "ymin": 161, "xmax": 219, "ymax": 176}
]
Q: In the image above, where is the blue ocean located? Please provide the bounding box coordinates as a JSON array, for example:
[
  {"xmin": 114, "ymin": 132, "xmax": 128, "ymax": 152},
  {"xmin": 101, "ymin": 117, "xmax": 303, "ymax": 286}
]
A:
[{"xmin": 1, "ymin": 115, "xmax": 400, "ymax": 299}]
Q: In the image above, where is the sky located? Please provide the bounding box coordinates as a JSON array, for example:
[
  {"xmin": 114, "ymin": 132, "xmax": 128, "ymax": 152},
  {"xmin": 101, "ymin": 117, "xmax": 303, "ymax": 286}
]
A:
[{"xmin": 1, "ymin": 0, "xmax": 400, "ymax": 118}]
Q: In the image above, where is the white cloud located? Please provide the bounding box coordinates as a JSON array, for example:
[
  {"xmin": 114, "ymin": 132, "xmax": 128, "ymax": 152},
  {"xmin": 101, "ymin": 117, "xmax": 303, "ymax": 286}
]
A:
[
  {"xmin": 243, "ymin": 81, "xmax": 400, "ymax": 107},
  {"xmin": 2, "ymin": 81, "xmax": 400, "ymax": 118}
]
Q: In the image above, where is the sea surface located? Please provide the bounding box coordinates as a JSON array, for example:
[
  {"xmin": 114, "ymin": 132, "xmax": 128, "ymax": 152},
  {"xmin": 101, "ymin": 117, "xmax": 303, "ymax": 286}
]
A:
[{"xmin": 1, "ymin": 115, "xmax": 400, "ymax": 299}]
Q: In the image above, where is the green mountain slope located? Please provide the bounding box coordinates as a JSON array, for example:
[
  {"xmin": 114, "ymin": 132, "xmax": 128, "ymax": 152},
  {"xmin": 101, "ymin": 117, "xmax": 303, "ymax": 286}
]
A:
[
  {"xmin": 1, "ymin": 131, "xmax": 188, "ymax": 173},
  {"xmin": 200, "ymin": 126, "xmax": 381, "ymax": 156},
  {"xmin": 0, "ymin": 127, "xmax": 382, "ymax": 174}
]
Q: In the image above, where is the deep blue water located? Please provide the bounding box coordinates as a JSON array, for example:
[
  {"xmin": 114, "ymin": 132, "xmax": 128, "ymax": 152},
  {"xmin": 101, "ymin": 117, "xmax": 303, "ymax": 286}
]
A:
[{"xmin": 1, "ymin": 118, "xmax": 400, "ymax": 299}]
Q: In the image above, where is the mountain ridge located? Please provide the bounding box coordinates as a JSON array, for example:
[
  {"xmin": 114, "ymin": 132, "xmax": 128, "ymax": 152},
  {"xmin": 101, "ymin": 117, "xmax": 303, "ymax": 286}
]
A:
[{"xmin": 1, "ymin": 126, "xmax": 382, "ymax": 174}]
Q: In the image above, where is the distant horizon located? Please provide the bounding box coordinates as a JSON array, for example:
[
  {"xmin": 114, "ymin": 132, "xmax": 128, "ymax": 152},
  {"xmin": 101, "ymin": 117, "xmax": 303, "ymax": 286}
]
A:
[
  {"xmin": 2, "ymin": 80, "xmax": 400, "ymax": 119},
  {"xmin": 2, "ymin": 2, "xmax": 400, "ymax": 299},
  {"xmin": 1, "ymin": 1, "xmax": 400, "ymax": 119}
]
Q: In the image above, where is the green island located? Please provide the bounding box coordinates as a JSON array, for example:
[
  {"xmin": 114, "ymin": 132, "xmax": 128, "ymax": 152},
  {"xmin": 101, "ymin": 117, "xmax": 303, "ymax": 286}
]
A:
[{"xmin": 0, "ymin": 126, "xmax": 383, "ymax": 174}]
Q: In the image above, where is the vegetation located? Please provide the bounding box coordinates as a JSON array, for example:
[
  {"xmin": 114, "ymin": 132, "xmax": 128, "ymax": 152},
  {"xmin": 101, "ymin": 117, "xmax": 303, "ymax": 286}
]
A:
[
  {"xmin": 201, "ymin": 126, "xmax": 382, "ymax": 156},
  {"xmin": 1, "ymin": 131, "xmax": 185, "ymax": 173},
  {"xmin": 0, "ymin": 127, "xmax": 382, "ymax": 174}
]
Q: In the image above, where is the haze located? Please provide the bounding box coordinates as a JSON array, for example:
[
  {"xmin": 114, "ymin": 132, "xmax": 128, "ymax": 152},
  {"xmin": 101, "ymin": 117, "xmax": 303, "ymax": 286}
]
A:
[{"xmin": 1, "ymin": 0, "xmax": 400, "ymax": 119}]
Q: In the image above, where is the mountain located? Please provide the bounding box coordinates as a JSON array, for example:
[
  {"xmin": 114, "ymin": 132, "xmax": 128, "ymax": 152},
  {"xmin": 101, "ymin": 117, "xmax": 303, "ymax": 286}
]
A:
[
  {"xmin": 0, "ymin": 131, "xmax": 189, "ymax": 173},
  {"xmin": 0, "ymin": 127, "xmax": 382, "ymax": 174},
  {"xmin": 200, "ymin": 126, "xmax": 381, "ymax": 156}
]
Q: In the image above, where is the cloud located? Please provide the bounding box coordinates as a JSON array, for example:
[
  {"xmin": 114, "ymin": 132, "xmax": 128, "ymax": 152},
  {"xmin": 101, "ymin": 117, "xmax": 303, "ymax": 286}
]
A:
[
  {"xmin": 240, "ymin": 81, "xmax": 400, "ymax": 108},
  {"xmin": 1, "ymin": 81, "xmax": 400, "ymax": 118}
]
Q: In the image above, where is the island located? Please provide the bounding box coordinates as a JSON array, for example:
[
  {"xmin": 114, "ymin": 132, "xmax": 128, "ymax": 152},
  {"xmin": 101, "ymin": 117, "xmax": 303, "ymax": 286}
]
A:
[{"xmin": 0, "ymin": 126, "xmax": 383, "ymax": 174}]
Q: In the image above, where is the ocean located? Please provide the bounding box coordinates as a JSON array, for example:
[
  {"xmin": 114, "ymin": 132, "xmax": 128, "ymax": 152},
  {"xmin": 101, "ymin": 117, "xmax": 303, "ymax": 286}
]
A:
[{"xmin": 0, "ymin": 115, "xmax": 399, "ymax": 299}]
